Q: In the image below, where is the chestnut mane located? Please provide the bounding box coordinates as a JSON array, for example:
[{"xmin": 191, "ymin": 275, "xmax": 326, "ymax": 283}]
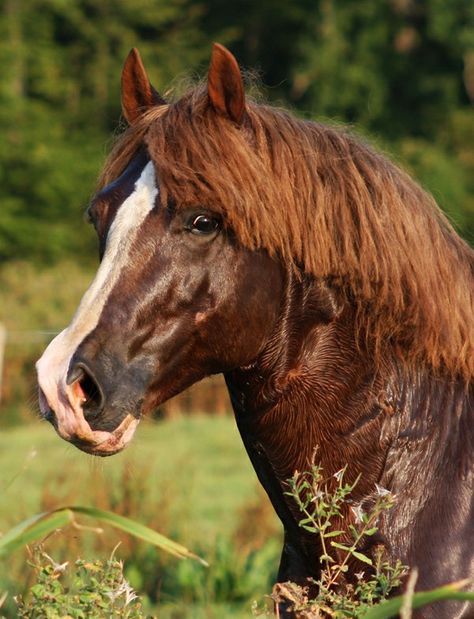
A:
[{"xmin": 99, "ymin": 86, "xmax": 474, "ymax": 380}]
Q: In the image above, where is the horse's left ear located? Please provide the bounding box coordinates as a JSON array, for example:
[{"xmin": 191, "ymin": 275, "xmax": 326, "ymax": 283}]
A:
[
  {"xmin": 208, "ymin": 43, "xmax": 246, "ymax": 124},
  {"xmin": 121, "ymin": 48, "xmax": 166, "ymax": 125}
]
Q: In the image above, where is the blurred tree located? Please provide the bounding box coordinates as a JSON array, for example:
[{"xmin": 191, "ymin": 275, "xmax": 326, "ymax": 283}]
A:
[
  {"xmin": 0, "ymin": 0, "xmax": 472, "ymax": 266},
  {"xmin": 287, "ymin": 0, "xmax": 472, "ymax": 136},
  {"xmin": 0, "ymin": 0, "xmax": 214, "ymax": 263}
]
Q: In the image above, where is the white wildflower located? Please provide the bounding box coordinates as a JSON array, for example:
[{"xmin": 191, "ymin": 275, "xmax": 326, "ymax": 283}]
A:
[
  {"xmin": 351, "ymin": 504, "xmax": 365, "ymax": 524},
  {"xmin": 106, "ymin": 579, "xmax": 138, "ymax": 606},
  {"xmin": 42, "ymin": 552, "xmax": 68, "ymax": 574},
  {"xmin": 375, "ymin": 483, "xmax": 391, "ymax": 497},
  {"xmin": 311, "ymin": 490, "xmax": 324, "ymax": 502}
]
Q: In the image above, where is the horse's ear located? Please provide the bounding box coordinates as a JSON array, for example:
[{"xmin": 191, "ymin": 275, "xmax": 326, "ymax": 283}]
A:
[
  {"xmin": 121, "ymin": 48, "xmax": 165, "ymax": 124},
  {"xmin": 207, "ymin": 43, "xmax": 245, "ymax": 124}
]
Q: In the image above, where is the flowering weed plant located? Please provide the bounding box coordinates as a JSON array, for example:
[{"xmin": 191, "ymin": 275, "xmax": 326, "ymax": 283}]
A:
[
  {"xmin": 14, "ymin": 547, "xmax": 145, "ymax": 619},
  {"xmin": 271, "ymin": 462, "xmax": 406, "ymax": 617}
]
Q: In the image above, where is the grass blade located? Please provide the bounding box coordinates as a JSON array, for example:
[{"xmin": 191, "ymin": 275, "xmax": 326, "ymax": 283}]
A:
[
  {"xmin": 0, "ymin": 510, "xmax": 70, "ymax": 557},
  {"xmin": 364, "ymin": 580, "xmax": 474, "ymax": 619},
  {"xmin": 0, "ymin": 506, "xmax": 207, "ymax": 566},
  {"xmin": 68, "ymin": 506, "xmax": 208, "ymax": 566}
]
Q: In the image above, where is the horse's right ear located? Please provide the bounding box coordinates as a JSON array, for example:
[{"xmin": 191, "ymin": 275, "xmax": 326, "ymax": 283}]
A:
[{"xmin": 121, "ymin": 48, "xmax": 165, "ymax": 125}]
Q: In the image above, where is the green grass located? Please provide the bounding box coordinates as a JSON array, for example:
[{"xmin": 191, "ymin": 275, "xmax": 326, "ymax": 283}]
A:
[
  {"xmin": 0, "ymin": 416, "xmax": 264, "ymax": 540},
  {"xmin": 0, "ymin": 415, "xmax": 281, "ymax": 617}
]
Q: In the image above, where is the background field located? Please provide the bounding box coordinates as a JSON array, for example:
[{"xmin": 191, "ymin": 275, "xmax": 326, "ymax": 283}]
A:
[{"xmin": 0, "ymin": 416, "xmax": 281, "ymax": 617}]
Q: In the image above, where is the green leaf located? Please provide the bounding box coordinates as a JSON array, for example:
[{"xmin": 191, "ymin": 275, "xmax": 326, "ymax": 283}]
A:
[
  {"xmin": 323, "ymin": 530, "xmax": 345, "ymax": 538},
  {"xmin": 0, "ymin": 510, "xmax": 70, "ymax": 556},
  {"xmin": 0, "ymin": 506, "xmax": 207, "ymax": 566},
  {"xmin": 352, "ymin": 551, "xmax": 373, "ymax": 565},
  {"xmin": 330, "ymin": 541, "xmax": 351, "ymax": 552},
  {"xmin": 364, "ymin": 580, "xmax": 474, "ymax": 619},
  {"xmin": 349, "ymin": 525, "xmax": 359, "ymax": 539},
  {"xmin": 70, "ymin": 506, "xmax": 208, "ymax": 565},
  {"xmin": 300, "ymin": 524, "xmax": 318, "ymax": 533}
]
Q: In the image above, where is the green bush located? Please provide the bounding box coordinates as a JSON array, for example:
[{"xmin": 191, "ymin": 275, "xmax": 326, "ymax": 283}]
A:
[{"xmin": 270, "ymin": 463, "xmax": 406, "ymax": 617}]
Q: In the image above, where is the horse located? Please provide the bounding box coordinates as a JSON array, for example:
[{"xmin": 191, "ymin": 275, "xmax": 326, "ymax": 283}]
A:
[{"xmin": 36, "ymin": 43, "xmax": 474, "ymax": 617}]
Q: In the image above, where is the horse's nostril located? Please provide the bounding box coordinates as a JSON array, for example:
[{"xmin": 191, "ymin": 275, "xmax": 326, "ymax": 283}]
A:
[
  {"xmin": 68, "ymin": 362, "xmax": 104, "ymax": 418},
  {"xmin": 68, "ymin": 364, "xmax": 85, "ymax": 385}
]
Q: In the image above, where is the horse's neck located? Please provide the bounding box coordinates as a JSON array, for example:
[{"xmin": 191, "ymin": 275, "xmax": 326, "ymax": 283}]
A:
[
  {"xmin": 381, "ymin": 369, "xmax": 474, "ymax": 489},
  {"xmin": 226, "ymin": 275, "xmax": 389, "ymax": 490},
  {"xmin": 225, "ymin": 274, "xmax": 473, "ymax": 544},
  {"xmin": 378, "ymin": 368, "xmax": 474, "ymax": 577}
]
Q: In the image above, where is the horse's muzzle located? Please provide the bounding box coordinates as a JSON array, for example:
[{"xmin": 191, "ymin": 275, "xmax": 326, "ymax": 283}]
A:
[
  {"xmin": 37, "ymin": 373, "xmax": 140, "ymax": 457},
  {"xmin": 36, "ymin": 328, "xmax": 145, "ymax": 456},
  {"xmin": 38, "ymin": 383, "xmax": 140, "ymax": 457}
]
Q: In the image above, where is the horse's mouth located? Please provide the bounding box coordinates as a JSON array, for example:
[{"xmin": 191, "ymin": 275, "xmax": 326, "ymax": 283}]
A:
[
  {"xmin": 38, "ymin": 381, "xmax": 141, "ymax": 457},
  {"xmin": 42, "ymin": 404, "xmax": 140, "ymax": 457},
  {"xmin": 68, "ymin": 413, "xmax": 140, "ymax": 457}
]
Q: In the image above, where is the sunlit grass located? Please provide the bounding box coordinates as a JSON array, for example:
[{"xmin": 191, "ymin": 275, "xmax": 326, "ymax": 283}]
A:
[
  {"xmin": 0, "ymin": 416, "xmax": 271, "ymax": 542},
  {"xmin": 0, "ymin": 415, "xmax": 281, "ymax": 618}
]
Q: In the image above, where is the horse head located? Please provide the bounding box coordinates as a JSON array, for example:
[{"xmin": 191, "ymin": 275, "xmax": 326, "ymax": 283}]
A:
[{"xmin": 36, "ymin": 45, "xmax": 283, "ymax": 456}]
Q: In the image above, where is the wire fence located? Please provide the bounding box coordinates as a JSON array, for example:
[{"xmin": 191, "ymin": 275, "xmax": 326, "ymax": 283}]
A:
[
  {"xmin": 1, "ymin": 329, "xmax": 59, "ymax": 343},
  {"xmin": 0, "ymin": 325, "xmax": 59, "ymax": 404}
]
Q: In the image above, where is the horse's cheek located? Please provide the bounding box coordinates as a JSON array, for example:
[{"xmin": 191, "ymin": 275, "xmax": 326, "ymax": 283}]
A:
[{"xmin": 214, "ymin": 254, "xmax": 283, "ymax": 366}]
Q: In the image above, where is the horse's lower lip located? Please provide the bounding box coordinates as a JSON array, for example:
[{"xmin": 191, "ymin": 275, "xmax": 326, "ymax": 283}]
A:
[
  {"xmin": 66, "ymin": 414, "xmax": 140, "ymax": 457},
  {"xmin": 71, "ymin": 438, "xmax": 123, "ymax": 457}
]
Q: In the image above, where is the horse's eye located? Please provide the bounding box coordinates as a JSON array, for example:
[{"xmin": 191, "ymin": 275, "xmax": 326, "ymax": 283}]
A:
[{"xmin": 190, "ymin": 214, "xmax": 221, "ymax": 235}]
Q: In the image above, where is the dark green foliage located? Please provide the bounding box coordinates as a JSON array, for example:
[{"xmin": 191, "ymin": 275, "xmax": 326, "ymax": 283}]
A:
[
  {"xmin": 0, "ymin": 1, "xmax": 472, "ymax": 266},
  {"xmin": 288, "ymin": 1, "xmax": 473, "ymax": 136},
  {"xmin": 0, "ymin": 0, "xmax": 213, "ymax": 264}
]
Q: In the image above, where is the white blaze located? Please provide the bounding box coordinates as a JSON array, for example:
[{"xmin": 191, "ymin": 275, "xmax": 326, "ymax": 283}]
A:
[{"xmin": 36, "ymin": 161, "xmax": 157, "ymax": 439}]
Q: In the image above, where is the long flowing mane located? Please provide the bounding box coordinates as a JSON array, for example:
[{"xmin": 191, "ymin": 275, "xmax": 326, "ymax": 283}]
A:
[{"xmin": 99, "ymin": 86, "xmax": 474, "ymax": 380}]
